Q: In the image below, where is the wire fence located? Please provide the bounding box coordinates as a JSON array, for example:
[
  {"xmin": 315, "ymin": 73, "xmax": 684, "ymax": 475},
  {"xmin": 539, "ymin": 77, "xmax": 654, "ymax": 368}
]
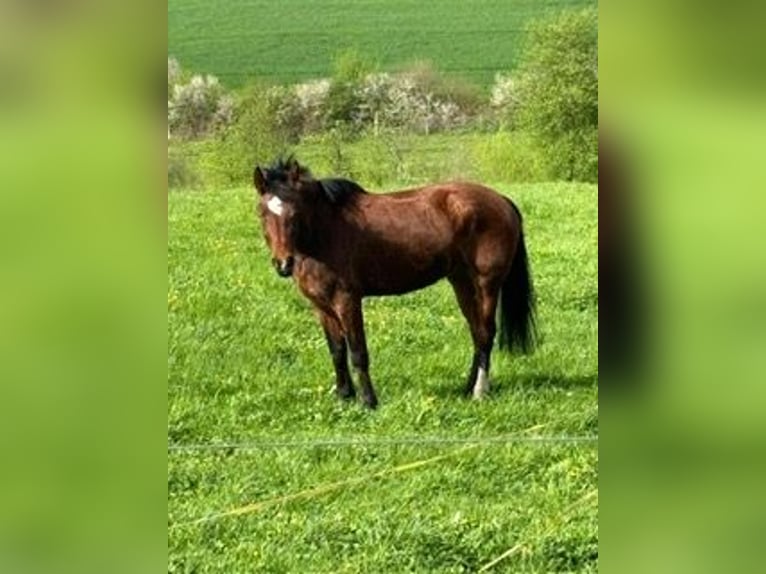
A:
[
  {"xmin": 168, "ymin": 433, "xmax": 598, "ymax": 453},
  {"xmin": 168, "ymin": 423, "xmax": 598, "ymax": 529}
]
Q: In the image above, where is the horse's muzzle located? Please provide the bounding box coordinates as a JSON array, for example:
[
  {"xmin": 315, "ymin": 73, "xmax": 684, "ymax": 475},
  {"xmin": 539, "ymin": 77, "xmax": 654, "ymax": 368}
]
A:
[{"xmin": 273, "ymin": 256, "xmax": 295, "ymax": 277}]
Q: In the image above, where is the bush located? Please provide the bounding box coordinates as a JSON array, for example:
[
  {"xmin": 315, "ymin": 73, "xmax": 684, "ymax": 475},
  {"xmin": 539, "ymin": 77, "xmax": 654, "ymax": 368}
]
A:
[
  {"xmin": 349, "ymin": 132, "xmax": 404, "ymax": 188},
  {"xmin": 546, "ymin": 126, "xmax": 598, "ymax": 182},
  {"xmin": 298, "ymin": 129, "xmax": 408, "ymax": 188},
  {"xmin": 266, "ymin": 85, "xmax": 304, "ymax": 143},
  {"xmin": 318, "ymin": 54, "xmax": 479, "ymax": 136},
  {"xmin": 323, "ymin": 50, "xmax": 372, "ymax": 130},
  {"xmin": 472, "ymin": 130, "xmax": 550, "ymax": 183},
  {"xmin": 402, "ymin": 61, "xmax": 484, "ymax": 117},
  {"xmin": 317, "ymin": 126, "xmax": 354, "ymax": 178},
  {"xmin": 354, "ymin": 72, "xmax": 395, "ymax": 133},
  {"xmin": 385, "ymin": 73, "xmax": 464, "ymax": 134},
  {"xmin": 200, "ymin": 83, "xmax": 293, "ymax": 188},
  {"xmin": 168, "ymin": 74, "xmax": 233, "ymax": 139},
  {"xmin": 294, "ymin": 78, "xmax": 331, "ymax": 134},
  {"xmin": 168, "ymin": 148, "xmax": 199, "ymax": 190},
  {"xmin": 168, "ymin": 57, "xmax": 182, "ymax": 98},
  {"xmin": 358, "ymin": 70, "xmax": 471, "ymax": 135},
  {"xmin": 490, "ymin": 73, "xmax": 519, "ymax": 129},
  {"xmin": 515, "ymin": 8, "xmax": 598, "ymax": 181}
]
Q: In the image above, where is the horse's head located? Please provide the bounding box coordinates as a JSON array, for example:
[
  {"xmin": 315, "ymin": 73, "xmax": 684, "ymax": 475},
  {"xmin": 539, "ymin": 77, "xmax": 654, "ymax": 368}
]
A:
[{"xmin": 253, "ymin": 156, "xmax": 318, "ymax": 278}]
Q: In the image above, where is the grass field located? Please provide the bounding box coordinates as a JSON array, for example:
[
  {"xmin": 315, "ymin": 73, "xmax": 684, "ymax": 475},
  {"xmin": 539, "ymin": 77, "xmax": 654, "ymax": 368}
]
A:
[
  {"xmin": 168, "ymin": 0, "xmax": 594, "ymax": 88},
  {"xmin": 168, "ymin": 180, "xmax": 598, "ymax": 571}
]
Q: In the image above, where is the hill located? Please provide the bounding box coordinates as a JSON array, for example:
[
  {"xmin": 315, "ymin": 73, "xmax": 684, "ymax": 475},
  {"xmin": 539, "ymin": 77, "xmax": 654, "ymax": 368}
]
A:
[{"xmin": 168, "ymin": 0, "xmax": 595, "ymax": 88}]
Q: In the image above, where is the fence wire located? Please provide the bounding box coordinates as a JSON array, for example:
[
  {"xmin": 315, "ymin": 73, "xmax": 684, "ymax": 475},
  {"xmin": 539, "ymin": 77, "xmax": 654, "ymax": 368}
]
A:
[
  {"xmin": 169, "ymin": 423, "xmax": 598, "ymax": 529},
  {"xmin": 168, "ymin": 434, "xmax": 598, "ymax": 452}
]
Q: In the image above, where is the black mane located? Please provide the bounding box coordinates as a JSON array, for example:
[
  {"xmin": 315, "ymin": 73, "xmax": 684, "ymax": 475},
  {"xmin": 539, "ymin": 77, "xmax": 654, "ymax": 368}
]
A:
[
  {"xmin": 262, "ymin": 154, "xmax": 312, "ymax": 186},
  {"xmin": 261, "ymin": 154, "xmax": 367, "ymax": 206},
  {"xmin": 262, "ymin": 155, "xmax": 367, "ymax": 206},
  {"xmin": 319, "ymin": 178, "xmax": 367, "ymax": 205}
]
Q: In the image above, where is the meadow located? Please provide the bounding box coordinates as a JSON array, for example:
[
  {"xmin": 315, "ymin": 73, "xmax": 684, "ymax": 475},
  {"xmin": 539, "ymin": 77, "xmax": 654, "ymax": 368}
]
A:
[
  {"xmin": 168, "ymin": 180, "xmax": 598, "ymax": 571},
  {"xmin": 168, "ymin": 0, "xmax": 594, "ymax": 87}
]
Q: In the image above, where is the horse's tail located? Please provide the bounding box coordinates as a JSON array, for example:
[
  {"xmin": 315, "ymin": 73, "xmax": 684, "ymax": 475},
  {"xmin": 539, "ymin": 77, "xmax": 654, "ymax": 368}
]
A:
[{"xmin": 498, "ymin": 201, "xmax": 537, "ymax": 354}]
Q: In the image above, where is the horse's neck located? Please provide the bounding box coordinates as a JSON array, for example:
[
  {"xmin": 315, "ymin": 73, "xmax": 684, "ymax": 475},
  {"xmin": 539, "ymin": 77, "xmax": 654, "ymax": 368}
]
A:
[
  {"xmin": 305, "ymin": 205, "xmax": 360, "ymax": 261},
  {"xmin": 316, "ymin": 206, "xmax": 365, "ymax": 263}
]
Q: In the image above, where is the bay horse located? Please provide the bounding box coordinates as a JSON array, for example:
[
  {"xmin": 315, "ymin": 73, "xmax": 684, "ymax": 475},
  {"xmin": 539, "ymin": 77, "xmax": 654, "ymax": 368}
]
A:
[{"xmin": 253, "ymin": 156, "xmax": 535, "ymax": 408}]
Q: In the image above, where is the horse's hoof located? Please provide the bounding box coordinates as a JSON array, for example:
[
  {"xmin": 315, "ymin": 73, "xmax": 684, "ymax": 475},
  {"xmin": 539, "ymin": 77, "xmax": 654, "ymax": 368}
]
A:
[
  {"xmin": 362, "ymin": 395, "xmax": 378, "ymax": 409},
  {"xmin": 472, "ymin": 368, "xmax": 491, "ymax": 399},
  {"xmin": 336, "ymin": 385, "xmax": 356, "ymax": 400}
]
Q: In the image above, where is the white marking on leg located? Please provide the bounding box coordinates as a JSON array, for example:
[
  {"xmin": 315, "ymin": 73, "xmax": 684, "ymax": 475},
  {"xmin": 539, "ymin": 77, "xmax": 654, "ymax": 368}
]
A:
[
  {"xmin": 473, "ymin": 367, "xmax": 490, "ymax": 399},
  {"xmin": 266, "ymin": 196, "xmax": 284, "ymax": 216}
]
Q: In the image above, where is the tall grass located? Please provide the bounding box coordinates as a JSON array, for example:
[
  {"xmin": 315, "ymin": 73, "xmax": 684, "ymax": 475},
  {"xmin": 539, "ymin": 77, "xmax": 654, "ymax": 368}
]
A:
[{"xmin": 169, "ymin": 130, "xmax": 559, "ymax": 191}]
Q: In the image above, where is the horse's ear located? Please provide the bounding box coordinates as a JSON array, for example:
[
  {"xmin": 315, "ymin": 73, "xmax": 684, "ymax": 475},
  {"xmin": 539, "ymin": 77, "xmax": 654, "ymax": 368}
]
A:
[
  {"xmin": 286, "ymin": 158, "xmax": 302, "ymax": 185},
  {"xmin": 253, "ymin": 166, "xmax": 268, "ymax": 195}
]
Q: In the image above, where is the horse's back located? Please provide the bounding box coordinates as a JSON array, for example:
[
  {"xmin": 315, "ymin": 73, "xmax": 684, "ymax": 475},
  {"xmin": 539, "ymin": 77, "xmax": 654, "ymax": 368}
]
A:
[
  {"xmin": 406, "ymin": 182, "xmax": 521, "ymax": 282},
  {"xmin": 372, "ymin": 181, "xmax": 514, "ymax": 226},
  {"xmin": 356, "ymin": 182, "xmax": 519, "ymax": 251},
  {"xmin": 399, "ymin": 182, "xmax": 518, "ymax": 244}
]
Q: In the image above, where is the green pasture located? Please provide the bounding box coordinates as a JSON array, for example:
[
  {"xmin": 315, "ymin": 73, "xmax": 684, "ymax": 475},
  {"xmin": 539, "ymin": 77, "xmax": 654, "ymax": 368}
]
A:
[
  {"xmin": 168, "ymin": 180, "xmax": 598, "ymax": 571},
  {"xmin": 168, "ymin": 0, "xmax": 594, "ymax": 87}
]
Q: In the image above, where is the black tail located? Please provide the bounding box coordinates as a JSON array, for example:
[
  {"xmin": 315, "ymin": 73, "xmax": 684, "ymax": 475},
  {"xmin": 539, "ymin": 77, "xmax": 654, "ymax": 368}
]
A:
[{"xmin": 498, "ymin": 203, "xmax": 537, "ymax": 354}]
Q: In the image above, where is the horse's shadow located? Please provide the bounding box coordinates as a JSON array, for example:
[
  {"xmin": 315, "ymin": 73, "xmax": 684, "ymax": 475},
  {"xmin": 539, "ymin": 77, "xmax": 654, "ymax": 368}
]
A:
[
  {"xmin": 430, "ymin": 371, "xmax": 597, "ymax": 399},
  {"xmin": 496, "ymin": 372, "xmax": 597, "ymax": 393}
]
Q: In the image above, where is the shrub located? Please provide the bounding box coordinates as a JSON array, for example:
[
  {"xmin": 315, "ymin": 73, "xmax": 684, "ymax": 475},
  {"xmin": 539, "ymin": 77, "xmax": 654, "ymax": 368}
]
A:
[
  {"xmin": 392, "ymin": 64, "xmax": 475, "ymax": 133},
  {"xmin": 369, "ymin": 71, "xmax": 469, "ymax": 134},
  {"xmin": 388, "ymin": 76, "xmax": 436, "ymax": 133},
  {"xmin": 294, "ymin": 78, "xmax": 331, "ymax": 134},
  {"xmin": 402, "ymin": 61, "xmax": 484, "ymax": 117},
  {"xmin": 318, "ymin": 55, "xmax": 478, "ymax": 136},
  {"xmin": 323, "ymin": 50, "xmax": 373, "ymax": 130},
  {"xmin": 168, "ymin": 74, "xmax": 232, "ymax": 139},
  {"xmin": 168, "ymin": 57, "xmax": 182, "ymax": 97},
  {"xmin": 515, "ymin": 8, "xmax": 598, "ymax": 181},
  {"xmin": 349, "ymin": 132, "xmax": 403, "ymax": 188},
  {"xmin": 546, "ymin": 126, "xmax": 598, "ymax": 182},
  {"xmin": 167, "ymin": 148, "xmax": 199, "ymax": 190},
  {"xmin": 355, "ymin": 72, "xmax": 395, "ymax": 133},
  {"xmin": 472, "ymin": 130, "xmax": 550, "ymax": 183},
  {"xmin": 299, "ymin": 129, "xmax": 407, "ymax": 187},
  {"xmin": 318, "ymin": 126, "xmax": 353, "ymax": 178},
  {"xmin": 266, "ymin": 85, "xmax": 304, "ymax": 143},
  {"xmin": 201, "ymin": 83, "xmax": 293, "ymax": 188},
  {"xmin": 490, "ymin": 73, "xmax": 520, "ymax": 128}
]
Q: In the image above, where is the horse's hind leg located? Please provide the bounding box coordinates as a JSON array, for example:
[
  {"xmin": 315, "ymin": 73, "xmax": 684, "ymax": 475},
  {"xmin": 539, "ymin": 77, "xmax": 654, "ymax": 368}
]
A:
[
  {"xmin": 316, "ymin": 308, "xmax": 356, "ymax": 400},
  {"xmin": 449, "ymin": 274, "xmax": 501, "ymax": 399},
  {"xmin": 472, "ymin": 276, "xmax": 502, "ymax": 399},
  {"xmin": 449, "ymin": 275, "xmax": 483, "ymax": 396}
]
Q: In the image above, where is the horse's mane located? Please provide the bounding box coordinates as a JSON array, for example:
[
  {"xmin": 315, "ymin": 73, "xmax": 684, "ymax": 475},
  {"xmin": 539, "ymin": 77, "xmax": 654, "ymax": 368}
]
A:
[
  {"xmin": 318, "ymin": 178, "xmax": 368, "ymax": 205},
  {"xmin": 263, "ymin": 155, "xmax": 312, "ymax": 185},
  {"xmin": 263, "ymin": 155, "xmax": 367, "ymax": 206}
]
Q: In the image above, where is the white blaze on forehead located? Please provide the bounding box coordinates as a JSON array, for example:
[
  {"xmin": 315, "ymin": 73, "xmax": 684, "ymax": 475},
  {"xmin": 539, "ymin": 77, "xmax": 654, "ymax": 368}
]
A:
[
  {"xmin": 473, "ymin": 367, "xmax": 490, "ymax": 399},
  {"xmin": 266, "ymin": 195, "xmax": 284, "ymax": 216}
]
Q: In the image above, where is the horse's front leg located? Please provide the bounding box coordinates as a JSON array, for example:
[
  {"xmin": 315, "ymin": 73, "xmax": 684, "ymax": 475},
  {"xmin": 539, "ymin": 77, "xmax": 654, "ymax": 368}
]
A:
[
  {"xmin": 335, "ymin": 294, "xmax": 378, "ymax": 409},
  {"xmin": 316, "ymin": 308, "xmax": 355, "ymax": 400}
]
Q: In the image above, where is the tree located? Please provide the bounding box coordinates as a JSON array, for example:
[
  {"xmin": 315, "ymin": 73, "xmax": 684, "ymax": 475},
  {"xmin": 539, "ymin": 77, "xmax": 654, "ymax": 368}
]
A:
[
  {"xmin": 516, "ymin": 8, "xmax": 598, "ymax": 182},
  {"xmin": 323, "ymin": 50, "xmax": 373, "ymax": 132}
]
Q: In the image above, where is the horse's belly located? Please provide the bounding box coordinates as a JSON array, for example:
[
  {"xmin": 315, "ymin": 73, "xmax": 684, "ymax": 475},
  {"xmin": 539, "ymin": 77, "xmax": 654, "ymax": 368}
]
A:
[{"xmin": 360, "ymin": 253, "xmax": 450, "ymax": 296}]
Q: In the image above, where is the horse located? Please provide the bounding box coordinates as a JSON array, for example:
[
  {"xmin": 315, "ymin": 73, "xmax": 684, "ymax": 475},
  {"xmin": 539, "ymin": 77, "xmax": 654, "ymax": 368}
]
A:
[{"xmin": 253, "ymin": 156, "xmax": 536, "ymax": 408}]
